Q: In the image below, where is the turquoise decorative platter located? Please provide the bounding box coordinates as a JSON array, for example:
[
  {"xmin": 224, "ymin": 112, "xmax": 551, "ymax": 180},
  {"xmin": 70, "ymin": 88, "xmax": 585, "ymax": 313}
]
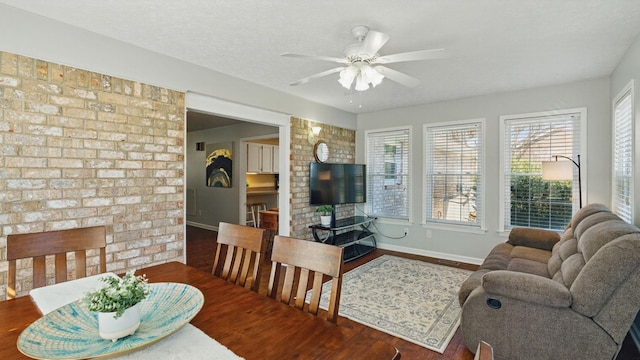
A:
[{"xmin": 18, "ymin": 283, "xmax": 204, "ymax": 360}]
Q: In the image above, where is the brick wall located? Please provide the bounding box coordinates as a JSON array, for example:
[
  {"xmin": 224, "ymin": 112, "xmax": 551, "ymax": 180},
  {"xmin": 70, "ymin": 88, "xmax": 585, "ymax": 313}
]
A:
[
  {"xmin": 289, "ymin": 117, "xmax": 356, "ymax": 240},
  {"xmin": 0, "ymin": 52, "xmax": 185, "ymax": 300}
]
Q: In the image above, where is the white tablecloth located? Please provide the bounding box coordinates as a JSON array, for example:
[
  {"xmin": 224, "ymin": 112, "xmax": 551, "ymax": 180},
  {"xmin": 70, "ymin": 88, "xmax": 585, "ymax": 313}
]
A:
[{"xmin": 29, "ymin": 274, "xmax": 244, "ymax": 360}]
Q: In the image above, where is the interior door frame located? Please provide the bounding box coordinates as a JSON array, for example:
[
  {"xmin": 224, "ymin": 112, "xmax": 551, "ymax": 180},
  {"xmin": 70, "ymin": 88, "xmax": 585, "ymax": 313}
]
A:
[{"xmin": 185, "ymin": 92, "xmax": 291, "ymax": 238}]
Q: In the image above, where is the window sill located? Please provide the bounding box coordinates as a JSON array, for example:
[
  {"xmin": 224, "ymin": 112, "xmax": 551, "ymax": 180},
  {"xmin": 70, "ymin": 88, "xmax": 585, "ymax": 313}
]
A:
[
  {"xmin": 374, "ymin": 217, "xmax": 413, "ymax": 226},
  {"xmin": 423, "ymin": 222, "xmax": 487, "ymax": 235}
]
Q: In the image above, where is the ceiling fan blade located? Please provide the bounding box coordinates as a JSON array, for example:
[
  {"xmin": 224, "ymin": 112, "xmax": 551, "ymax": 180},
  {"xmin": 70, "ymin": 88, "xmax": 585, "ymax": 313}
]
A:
[
  {"xmin": 359, "ymin": 30, "xmax": 390, "ymax": 56},
  {"xmin": 374, "ymin": 66, "xmax": 420, "ymax": 88},
  {"xmin": 281, "ymin": 53, "xmax": 349, "ymax": 64},
  {"xmin": 289, "ymin": 67, "xmax": 345, "ymax": 86},
  {"xmin": 375, "ymin": 49, "xmax": 451, "ymax": 64}
]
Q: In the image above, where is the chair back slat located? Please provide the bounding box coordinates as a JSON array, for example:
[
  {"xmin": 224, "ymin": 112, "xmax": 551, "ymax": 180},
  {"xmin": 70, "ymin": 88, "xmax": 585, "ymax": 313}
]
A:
[
  {"xmin": 213, "ymin": 222, "xmax": 266, "ymax": 292},
  {"xmin": 268, "ymin": 235, "xmax": 344, "ymax": 323},
  {"xmin": 54, "ymin": 253, "xmax": 68, "ymax": 283},
  {"xmin": 33, "ymin": 256, "xmax": 47, "ymax": 289},
  {"xmin": 6, "ymin": 226, "xmax": 107, "ymax": 300}
]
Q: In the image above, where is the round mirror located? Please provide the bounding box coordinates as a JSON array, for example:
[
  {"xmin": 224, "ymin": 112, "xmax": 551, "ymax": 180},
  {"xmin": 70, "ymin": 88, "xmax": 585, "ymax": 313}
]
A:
[{"xmin": 314, "ymin": 140, "xmax": 329, "ymax": 163}]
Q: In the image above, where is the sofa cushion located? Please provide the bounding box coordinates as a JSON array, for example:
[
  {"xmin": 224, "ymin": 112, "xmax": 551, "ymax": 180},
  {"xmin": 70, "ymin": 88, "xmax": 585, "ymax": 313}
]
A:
[
  {"xmin": 507, "ymin": 227, "xmax": 559, "ymax": 250},
  {"xmin": 570, "ymin": 203, "xmax": 612, "ymax": 230},
  {"xmin": 574, "ymin": 211, "xmax": 622, "ymax": 240},
  {"xmin": 511, "ymin": 246, "xmax": 552, "ymax": 263},
  {"xmin": 557, "ymin": 238, "xmax": 578, "ymax": 260},
  {"xmin": 479, "ymin": 242, "xmax": 512, "ymax": 270},
  {"xmin": 507, "ymin": 258, "xmax": 550, "ymax": 277},
  {"xmin": 547, "ymin": 253, "xmax": 562, "ymax": 277},
  {"xmin": 578, "ymin": 219, "xmax": 638, "ymax": 261},
  {"xmin": 571, "ymin": 234, "xmax": 640, "ymax": 317},
  {"xmin": 558, "ymin": 253, "xmax": 586, "ymax": 287}
]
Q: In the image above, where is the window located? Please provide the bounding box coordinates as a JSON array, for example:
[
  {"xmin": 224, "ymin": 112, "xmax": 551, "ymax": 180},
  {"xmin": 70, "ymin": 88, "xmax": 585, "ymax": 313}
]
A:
[
  {"xmin": 425, "ymin": 120, "xmax": 484, "ymax": 227},
  {"xmin": 366, "ymin": 128, "xmax": 410, "ymax": 219},
  {"xmin": 613, "ymin": 82, "xmax": 634, "ymax": 223},
  {"xmin": 500, "ymin": 109, "xmax": 584, "ymax": 231}
]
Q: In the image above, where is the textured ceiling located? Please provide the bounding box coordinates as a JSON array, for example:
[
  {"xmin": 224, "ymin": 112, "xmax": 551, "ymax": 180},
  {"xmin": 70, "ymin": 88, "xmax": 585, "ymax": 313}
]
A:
[{"xmin": 2, "ymin": 0, "xmax": 640, "ymax": 114}]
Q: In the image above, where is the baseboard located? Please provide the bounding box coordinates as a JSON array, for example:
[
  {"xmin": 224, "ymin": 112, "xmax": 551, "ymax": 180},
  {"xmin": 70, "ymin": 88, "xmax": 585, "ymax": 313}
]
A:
[
  {"xmin": 186, "ymin": 221, "xmax": 219, "ymax": 232},
  {"xmin": 376, "ymin": 243, "xmax": 484, "ymax": 266}
]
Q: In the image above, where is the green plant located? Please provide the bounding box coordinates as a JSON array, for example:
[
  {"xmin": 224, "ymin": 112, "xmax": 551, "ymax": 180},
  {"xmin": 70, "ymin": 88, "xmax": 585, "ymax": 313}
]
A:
[
  {"xmin": 315, "ymin": 205, "xmax": 334, "ymax": 216},
  {"xmin": 84, "ymin": 271, "xmax": 150, "ymax": 318}
]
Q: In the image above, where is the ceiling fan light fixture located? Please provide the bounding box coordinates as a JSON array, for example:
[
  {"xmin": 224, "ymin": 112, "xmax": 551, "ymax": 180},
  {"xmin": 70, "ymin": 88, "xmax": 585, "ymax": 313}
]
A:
[
  {"xmin": 355, "ymin": 73, "xmax": 370, "ymax": 91},
  {"xmin": 284, "ymin": 25, "xmax": 448, "ymax": 92},
  {"xmin": 362, "ymin": 64, "xmax": 384, "ymax": 87},
  {"xmin": 338, "ymin": 66, "xmax": 358, "ymax": 89}
]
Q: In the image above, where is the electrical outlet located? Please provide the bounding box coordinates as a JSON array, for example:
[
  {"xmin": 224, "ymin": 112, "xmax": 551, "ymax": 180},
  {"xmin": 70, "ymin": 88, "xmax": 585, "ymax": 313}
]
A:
[
  {"xmin": 198, "ymin": 210, "xmax": 202, "ymax": 216},
  {"xmin": 426, "ymin": 229, "xmax": 432, "ymax": 238},
  {"xmin": 403, "ymin": 227, "xmax": 409, "ymax": 235}
]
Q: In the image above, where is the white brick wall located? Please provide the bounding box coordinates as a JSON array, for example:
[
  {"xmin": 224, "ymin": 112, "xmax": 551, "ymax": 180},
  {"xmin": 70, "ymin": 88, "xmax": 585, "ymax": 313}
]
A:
[{"xmin": 0, "ymin": 52, "xmax": 185, "ymax": 300}]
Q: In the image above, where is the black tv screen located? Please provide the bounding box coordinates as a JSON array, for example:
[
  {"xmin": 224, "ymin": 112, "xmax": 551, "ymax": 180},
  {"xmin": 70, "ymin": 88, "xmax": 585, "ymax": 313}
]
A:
[{"xmin": 309, "ymin": 163, "xmax": 366, "ymax": 205}]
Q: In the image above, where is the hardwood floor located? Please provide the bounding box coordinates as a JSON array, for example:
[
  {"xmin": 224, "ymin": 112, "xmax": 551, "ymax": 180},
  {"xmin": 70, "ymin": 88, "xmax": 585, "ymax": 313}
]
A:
[{"xmin": 186, "ymin": 225, "xmax": 640, "ymax": 360}]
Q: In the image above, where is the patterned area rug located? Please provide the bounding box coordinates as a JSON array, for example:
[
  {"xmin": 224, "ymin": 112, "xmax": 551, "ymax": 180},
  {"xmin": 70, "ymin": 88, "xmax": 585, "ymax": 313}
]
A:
[{"xmin": 310, "ymin": 255, "xmax": 472, "ymax": 353}]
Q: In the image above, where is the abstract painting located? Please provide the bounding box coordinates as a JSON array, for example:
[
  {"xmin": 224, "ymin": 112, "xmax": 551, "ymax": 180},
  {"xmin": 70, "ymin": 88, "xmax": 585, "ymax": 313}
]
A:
[{"xmin": 205, "ymin": 142, "xmax": 232, "ymax": 187}]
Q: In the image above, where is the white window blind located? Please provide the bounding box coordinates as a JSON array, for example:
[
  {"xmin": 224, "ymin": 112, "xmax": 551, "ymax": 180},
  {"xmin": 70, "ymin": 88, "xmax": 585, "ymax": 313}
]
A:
[
  {"xmin": 366, "ymin": 129, "xmax": 410, "ymax": 219},
  {"xmin": 425, "ymin": 121, "xmax": 482, "ymax": 226},
  {"xmin": 613, "ymin": 87, "xmax": 633, "ymax": 223},
  {"xmin": 503, "ymin": 112, "xmax": 581, "ymax": 230}
]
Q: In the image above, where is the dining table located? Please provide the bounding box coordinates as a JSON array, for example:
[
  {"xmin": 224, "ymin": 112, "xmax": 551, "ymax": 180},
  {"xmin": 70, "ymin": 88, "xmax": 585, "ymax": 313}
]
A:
[{"xmin": 0, "ymin": 261, "xmax": 400, "ymax": 360}]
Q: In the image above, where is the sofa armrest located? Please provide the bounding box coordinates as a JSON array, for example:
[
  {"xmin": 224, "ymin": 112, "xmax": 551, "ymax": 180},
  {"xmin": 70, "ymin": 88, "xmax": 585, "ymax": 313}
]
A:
[
  {"xmin": 481, "ymin": 270, "xmax": 572, "ymax": 308},
  {"xmin": 507, "ymin": 227, "xmax": 560, "ymax": 251}
]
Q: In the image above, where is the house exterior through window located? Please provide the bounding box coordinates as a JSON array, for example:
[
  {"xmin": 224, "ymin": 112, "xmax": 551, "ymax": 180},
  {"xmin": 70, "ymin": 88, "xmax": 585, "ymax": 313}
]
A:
[
  {"xmin": 500, "ymin": 109, "xmax": 585, "ymax": 231},
  {"xmin": 424, "ymin": 120, "xmax": 484, "ymax": 228},
  {"xmin": 365, "ymin": 128, "xmax": 410, "ymax": 220}
]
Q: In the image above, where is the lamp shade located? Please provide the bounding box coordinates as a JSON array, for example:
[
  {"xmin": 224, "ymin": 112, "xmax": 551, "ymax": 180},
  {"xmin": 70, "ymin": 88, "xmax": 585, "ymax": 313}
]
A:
[{"xmin": 541, "ymin": 161, "xmax": 573, "ymax": 180}]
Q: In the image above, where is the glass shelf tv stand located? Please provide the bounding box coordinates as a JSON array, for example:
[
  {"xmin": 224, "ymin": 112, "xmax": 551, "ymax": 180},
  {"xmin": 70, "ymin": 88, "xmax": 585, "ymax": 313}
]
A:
[{"xmin": 309, "ymin": 216, "xmax": 376, "ymax": 262}]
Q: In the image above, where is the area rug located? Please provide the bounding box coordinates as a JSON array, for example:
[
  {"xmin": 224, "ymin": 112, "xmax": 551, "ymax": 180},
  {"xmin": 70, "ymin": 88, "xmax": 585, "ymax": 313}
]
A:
[{"xmin": 308, "ymin": 255, "xmax": 472, "ymax": 353}]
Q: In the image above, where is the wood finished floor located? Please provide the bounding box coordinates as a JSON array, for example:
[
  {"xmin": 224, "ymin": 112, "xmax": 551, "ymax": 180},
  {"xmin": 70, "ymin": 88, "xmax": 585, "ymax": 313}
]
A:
[{"xmin": 186, "ymin": 225, "xmax": 640, "ymax": 360}]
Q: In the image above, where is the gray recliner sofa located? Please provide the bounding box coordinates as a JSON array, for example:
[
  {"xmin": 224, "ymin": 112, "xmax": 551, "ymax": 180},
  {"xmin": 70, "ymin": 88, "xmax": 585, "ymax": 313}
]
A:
[{"xmin": 458, "ymin": 203, "xmax": 640, "ymax": 360}]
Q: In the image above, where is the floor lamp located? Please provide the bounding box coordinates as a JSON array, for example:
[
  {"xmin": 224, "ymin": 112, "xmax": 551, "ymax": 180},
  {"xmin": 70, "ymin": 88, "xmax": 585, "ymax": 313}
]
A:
[{"xmin": 541, "ymin": 154, "xmax": 582, "ymax": 208}]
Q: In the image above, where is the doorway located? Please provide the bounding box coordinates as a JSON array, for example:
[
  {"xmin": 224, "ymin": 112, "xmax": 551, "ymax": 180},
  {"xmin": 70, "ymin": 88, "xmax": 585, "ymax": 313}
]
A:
[{"xmin": 184, "ymin": 92, "xmax": 290, "ymax": 241}]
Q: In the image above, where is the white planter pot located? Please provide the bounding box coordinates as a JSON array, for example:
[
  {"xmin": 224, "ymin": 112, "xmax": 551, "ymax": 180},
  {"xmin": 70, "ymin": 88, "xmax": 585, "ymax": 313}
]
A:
[
  {"xmin": 97, "ymin": 302, "xmax": 141, "ymax": 342},
  {"xmin": 320, "ymin": 215, "xmax": 332, "ymax": 226}
]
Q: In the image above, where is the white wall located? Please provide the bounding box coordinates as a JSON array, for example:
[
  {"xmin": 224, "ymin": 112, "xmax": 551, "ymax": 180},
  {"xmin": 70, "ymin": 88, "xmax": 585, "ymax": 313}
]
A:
[
  {"xmin": 611, "ymin": 33, "xmax": 640, "ymax": 226},
  {"xmin": 356, "ymin": 77, "xmax": 611, "ymax": 264}
]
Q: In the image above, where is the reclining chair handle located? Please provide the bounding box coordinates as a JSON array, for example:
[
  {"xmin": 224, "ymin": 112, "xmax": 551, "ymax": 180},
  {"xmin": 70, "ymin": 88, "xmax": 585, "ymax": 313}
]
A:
[{"xmin": 486, "ymin": 297, "xmax": 502, "ymax": 309}]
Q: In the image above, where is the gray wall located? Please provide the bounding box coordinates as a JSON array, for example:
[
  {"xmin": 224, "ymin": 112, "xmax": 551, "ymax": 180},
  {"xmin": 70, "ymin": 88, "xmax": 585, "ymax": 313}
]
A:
[
  {"xmin": 186, "ymin": 122, "xmax": 278, "ymax": 228},
  {"xmin": 356, "ymin": 77, "xmax": 611, "ymax": 264}
]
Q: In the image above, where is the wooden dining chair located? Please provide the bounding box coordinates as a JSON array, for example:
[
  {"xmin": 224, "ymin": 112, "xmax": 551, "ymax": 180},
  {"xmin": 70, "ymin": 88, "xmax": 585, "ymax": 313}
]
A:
[
  {"xmin": 6, "ymin": 226, "xmax": 107, "ymax": 300},
  {"xmin": 212, "ymin": 222, "xmax": 267, "ymax": 292},
  {"xmin": 268, "ymin": 235, "xmax": 344, "ymax": 323}
]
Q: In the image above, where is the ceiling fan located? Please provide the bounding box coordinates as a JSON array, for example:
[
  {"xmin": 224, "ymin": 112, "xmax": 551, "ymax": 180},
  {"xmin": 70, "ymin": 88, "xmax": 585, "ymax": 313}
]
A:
[{"xmin": 282, "ymin": 25, "xmax": 450, "ymax": 92}]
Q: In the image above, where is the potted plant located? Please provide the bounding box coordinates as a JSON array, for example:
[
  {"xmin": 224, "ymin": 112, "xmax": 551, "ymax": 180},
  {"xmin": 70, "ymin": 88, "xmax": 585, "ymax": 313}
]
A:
[
  {"xmin": 316, "ymin": 205, "xmax": 334, "ymax": 226},
  {"xmin": 84, "ymin": 271, "xmax": 150, "ymax": 342}
]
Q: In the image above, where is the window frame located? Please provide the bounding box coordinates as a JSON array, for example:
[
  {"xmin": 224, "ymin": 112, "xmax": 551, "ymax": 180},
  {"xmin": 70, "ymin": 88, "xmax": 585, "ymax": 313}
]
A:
[
  {"xmin": 364, "ymin": 126, "xmax": 412, "ymax": 222},
  {"xmin": 612, "ymin": 80, "xmax": 635, "ymax": 223},
  {"xmin": 423, "ymin": 118, "xmax": 486, "ymax": 232},
  {"xmin": 498, "ymin": 108, "xmax": 587, "ymax": 233}
]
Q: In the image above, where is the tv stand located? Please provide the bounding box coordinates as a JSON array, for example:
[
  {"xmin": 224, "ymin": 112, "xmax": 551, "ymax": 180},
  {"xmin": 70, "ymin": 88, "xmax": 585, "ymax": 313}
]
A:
[{"xmin": 310, "ymin": 216, "xmax": 376, "ymax": 262}]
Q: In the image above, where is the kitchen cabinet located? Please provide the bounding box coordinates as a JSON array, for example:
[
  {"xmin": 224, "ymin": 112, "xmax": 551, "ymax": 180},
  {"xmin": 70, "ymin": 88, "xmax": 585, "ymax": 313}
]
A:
[{"xmin": 247, "ymin": 143, "xmax": 279, "ymax": 173}]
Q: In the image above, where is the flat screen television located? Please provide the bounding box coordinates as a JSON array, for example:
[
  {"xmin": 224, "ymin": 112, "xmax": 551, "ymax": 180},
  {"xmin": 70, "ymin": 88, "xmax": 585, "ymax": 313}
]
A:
[{"xmin": 309, "ymin": 162, "xmax": 366, "ymax": 205}]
